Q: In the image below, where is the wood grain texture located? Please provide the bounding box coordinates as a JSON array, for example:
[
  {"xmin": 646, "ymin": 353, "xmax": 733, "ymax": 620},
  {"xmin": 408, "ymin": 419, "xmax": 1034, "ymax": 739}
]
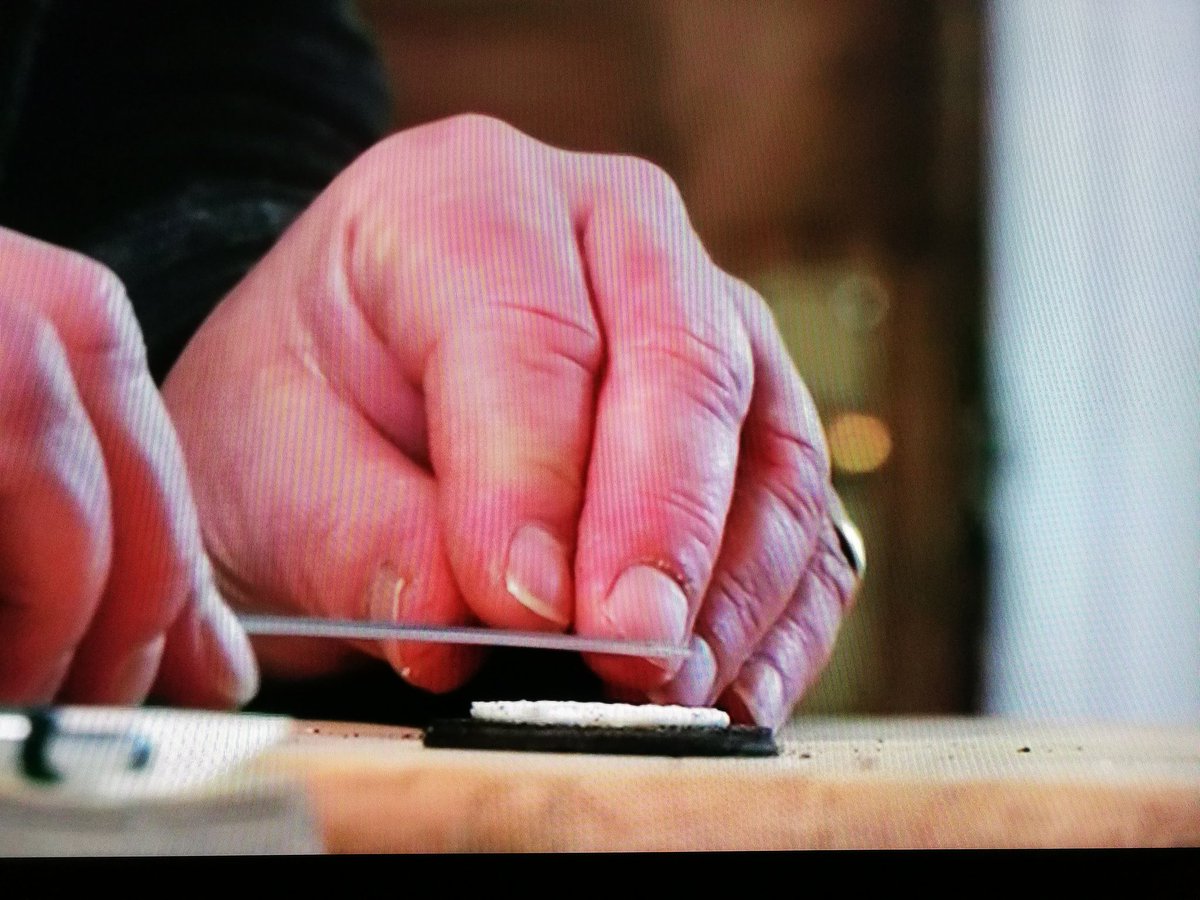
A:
[{"xmin": 251, "ymin": 717, "xmax": 1200, "ymax": 851}]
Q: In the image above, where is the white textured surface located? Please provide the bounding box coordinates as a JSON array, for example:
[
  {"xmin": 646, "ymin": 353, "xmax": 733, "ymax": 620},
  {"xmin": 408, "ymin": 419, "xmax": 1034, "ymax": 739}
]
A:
[
  {"xmin": 470, "ymin": 701, "xmax": 730, "ymax": 729},
  {"xmin": 1, "ymin": 708, "xmax": 294, "ymax": 803}
]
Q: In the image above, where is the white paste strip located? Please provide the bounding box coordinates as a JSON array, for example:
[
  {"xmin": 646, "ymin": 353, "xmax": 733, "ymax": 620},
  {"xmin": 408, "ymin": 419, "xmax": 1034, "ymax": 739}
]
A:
[{"xmin": 470, "ymin": 700, "xmax": 730, "ymax": 730}]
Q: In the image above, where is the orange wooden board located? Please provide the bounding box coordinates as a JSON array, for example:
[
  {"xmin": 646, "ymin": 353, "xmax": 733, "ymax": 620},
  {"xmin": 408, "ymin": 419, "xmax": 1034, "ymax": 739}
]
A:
[{"xmin": 251, "ymin": 716, "xmax": 1200, "ymax": 851}]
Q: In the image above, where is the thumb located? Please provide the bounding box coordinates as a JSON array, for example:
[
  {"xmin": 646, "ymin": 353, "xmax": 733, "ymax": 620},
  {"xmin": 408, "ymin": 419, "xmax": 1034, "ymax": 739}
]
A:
[
  {"xmin": 264, "ymin": 387, "xmax": 483, "ymax": 693},
  {"xmin": 168, "ymin": 353, "xmax": 482, "ymax": 694}
]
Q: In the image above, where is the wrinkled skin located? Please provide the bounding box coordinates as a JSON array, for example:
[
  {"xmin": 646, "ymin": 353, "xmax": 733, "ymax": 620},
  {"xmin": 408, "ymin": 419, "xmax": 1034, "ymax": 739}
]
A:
[
  {"xmin": 164, "ymin": 115, "xmax": 858, "ymax": 727},
  {"xmin": 0, "ymin": 228, "xmax": 257, "ymax": 707}
]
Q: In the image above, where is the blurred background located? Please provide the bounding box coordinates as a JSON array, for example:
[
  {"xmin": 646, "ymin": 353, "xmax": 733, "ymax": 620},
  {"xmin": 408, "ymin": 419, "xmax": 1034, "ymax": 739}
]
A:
[{"xmin": 355, "ymin": 0, "xmax": 1199, "ymax": 724}]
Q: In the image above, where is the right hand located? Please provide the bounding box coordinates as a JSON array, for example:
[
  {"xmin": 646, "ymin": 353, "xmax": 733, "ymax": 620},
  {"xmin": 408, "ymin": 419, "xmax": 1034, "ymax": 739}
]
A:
[
  {"xmin": 0, "ymin": 227, "xmax": 258, "ymax": 707},
  {"xmin": 160, "ymin": 115, "xmax": 856, "ymax": 726}
]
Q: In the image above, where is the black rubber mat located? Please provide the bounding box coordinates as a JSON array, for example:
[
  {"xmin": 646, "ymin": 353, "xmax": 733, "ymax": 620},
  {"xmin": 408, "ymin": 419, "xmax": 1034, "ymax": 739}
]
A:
[{"xmin": 423, "ymin": 719, "xmax": 778, "ymax": 757}]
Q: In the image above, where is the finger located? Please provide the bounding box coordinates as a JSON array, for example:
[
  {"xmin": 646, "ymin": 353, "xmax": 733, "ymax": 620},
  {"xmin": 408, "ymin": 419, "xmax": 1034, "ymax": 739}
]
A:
[
  {"xmin": 170, "ymin": 361, "xmax": 483, "ymax": 694},
  {"xmin": 650, "ymin": 279, "xmax": 830, "ymax": 707},
  {"xmin": 0, "ymin": 231, "xmax": 256, "ymax": 705},
  {"xmin": 150, "ymin": 568, "xmax": 262, "ymax": 708},
  {"xmin": 568, "ymin": 156, "xmax": 754, "ymax": 690},
  {"xmin": 0, "ymin": 305, "xmax": 111, "ymax": 703},
  {"xmin": 719, "ymin": 520, "xmax": 858, "ymax": 729},
  {"xmin": 401, "ymin": 150, "xmax": 601, "ymax": 631},
  {"xmin": 645, "ymin": 634, "xmax": 718, "ymax": 708}
]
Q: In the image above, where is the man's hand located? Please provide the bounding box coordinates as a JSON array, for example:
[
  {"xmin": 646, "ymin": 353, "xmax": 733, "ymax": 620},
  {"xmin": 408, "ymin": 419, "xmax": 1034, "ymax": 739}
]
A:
[
  {"xmin": 163, "ymin": 115, "xmax": 858, "ymax": 726},
  {"xmin": 0, "ymin": 229, "xmax": 258, "ymax": 707}
]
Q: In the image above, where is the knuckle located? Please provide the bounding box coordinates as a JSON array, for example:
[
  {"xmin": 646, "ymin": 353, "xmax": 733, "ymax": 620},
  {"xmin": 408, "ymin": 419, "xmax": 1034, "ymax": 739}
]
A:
[
  {"xmin": 360, "ymin": 115, "xmax": 552, "ymax": 212},
  {"xmin": 703, "ymin": 503, "xmax": 812, "ymax": 663},
  {"xmin": 0, "ymin": 324, "xmax": 110, "ymax": 547},
  {"xmin": 387, "ymin": 112, "xmax": 523, "ymax": 151},
  {"xmin": 0, "ymin": 315, "xmax": 77, "ymax": 441},
  {"xmin": 638, "ymin": 327, "xmax": 753, "ymax": 427},
  {"xmin": 0, "ymin": 307, "xmax": 50, "ymax": 385},
  {"xmin": 590, "ymin": 158, "xmax": 703, "ymax": 289},
  {"xmin": 77, "ymin": 259, "xmax": 126, "ymax": 309},
  {"xmin": 486, "ymin": 305, "xmax": 602, "ymax": 380},
  {"xmin": 443, "ymin": 317, "xmax": 599, "ymax": 439},
  {"xmin": 703, "ymin": 567, "xmax": 777, "ymax": 670},
  {"xmin": 769, "ymin": 606, "xmax": 836, "ymax": 693},
  {"xmin": 416, "ymin": 114, "xmax": 546, "ymax": 182},
  {"xmin": 0, "ymin": 233, "xmax": 142, "ymax": 364},
  {"xmin": 534, "ymin": 317, "xmax": 604, "ymax": 378},
  {"xmin": 758, "ymin": 424, "xmax": 829, "ymax": 529},
  {"xmin": 645, "ymin": 482, "xmax": 726, "ymax": 593},
  {"xmin": 445, "ymin": 112, "xmax": 524, "ymax": 143},
  {"xmin": 71, "ymin": 262, "xmax": 145, "ymax": 364},
  {"xmin": 690, "ymin": 336, "xmax": 754, "ymax": 425},
  {"xmin": 433, "ymin": 193, "xmax": 569, "ymax": 282},
  {"xmin": 606, "ymin": 154, "xmax": 685, "ymax": 210}
]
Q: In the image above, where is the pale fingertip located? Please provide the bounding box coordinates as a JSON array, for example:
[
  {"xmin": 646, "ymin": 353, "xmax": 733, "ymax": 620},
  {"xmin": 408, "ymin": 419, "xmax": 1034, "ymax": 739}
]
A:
[
  {"xmin": 729, "ymin": 659, "xmax": 785, "ymax": 730},
  {"xmin": 366, "ymin": 566, "xmax": 483, "ymax": 693},
  {"xmin": 367, "ymin": 564, "xmax": 408, "ymax": 622},
  {"xmin": 367, "ymin": 562, "xmax": 410, "ymax": 676},
  {"xmin": 647, "ymin": 634, "xmax": 717, "ymax": 707},
  {"xmin": 505, "ymin": 523, "xmax": 572, "ymax": 628},
  {"xmin": 397, "ymin": 643, "xmax": 486, "ymax": 695},
  {"xmin": 604, "ymin": 565, "xmax": 690, "ymax": 675}
]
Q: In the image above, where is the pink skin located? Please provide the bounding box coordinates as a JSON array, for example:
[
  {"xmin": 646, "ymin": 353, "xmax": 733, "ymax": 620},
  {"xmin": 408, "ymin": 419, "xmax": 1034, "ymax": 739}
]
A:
[
  {"xmin": 163, "ymin": 114, "xmax": 859, "ymax": 725},
  {"xmin": 0, "ymin": 229, "xmax": 258, "ymax": 708}
]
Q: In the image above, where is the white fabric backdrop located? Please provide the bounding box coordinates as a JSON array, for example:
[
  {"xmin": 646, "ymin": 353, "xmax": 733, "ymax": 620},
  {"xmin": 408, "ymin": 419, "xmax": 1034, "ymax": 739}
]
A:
[{"xmin": 984, "ymin": 0, "xmax": 1200, "ymax": 723}]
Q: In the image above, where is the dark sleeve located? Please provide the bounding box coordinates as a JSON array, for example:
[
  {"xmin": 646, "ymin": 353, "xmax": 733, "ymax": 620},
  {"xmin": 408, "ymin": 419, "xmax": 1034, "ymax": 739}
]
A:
[
  {"xmin": 1, "ymin": 3, "xmax": 609, "ymax": 722},
  {"xmin": 0, "ymin": 0, "xmax": 391, "ymax": 382}
]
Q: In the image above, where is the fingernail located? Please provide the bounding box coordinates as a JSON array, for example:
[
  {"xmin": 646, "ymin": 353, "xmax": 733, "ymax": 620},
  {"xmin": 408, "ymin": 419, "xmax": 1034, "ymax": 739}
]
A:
[
  {"xmin": 605, "ymin": 565, "xmax": 690, "ymax": 673},
  {"xmin": 506, "ymin": 524, "xmax": 571, "ymax": 627},
  {"xmin": 367, "ymin": 563, "xmax": 411, "ymax": 678},
  {"xmin": 648, "ymin": 635, "xmax": 717, "ymax": 706},
  {"xmin": 367, "ymin": 563, "xmax": 408, "ymax": 621},
  {"xmin": 730, "ymin": 659, "xmax": 785, "ymax": 729},
  {"xmin": 202, "ymin": 588, "xmax": 260, "ymax": 706}
]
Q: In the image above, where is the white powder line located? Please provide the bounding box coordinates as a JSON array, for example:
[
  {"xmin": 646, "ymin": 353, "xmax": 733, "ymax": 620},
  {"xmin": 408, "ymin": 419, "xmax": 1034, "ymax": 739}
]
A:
[{"xmin": 470, "ymin": 700, "xmax": 730, "ymax": 730}]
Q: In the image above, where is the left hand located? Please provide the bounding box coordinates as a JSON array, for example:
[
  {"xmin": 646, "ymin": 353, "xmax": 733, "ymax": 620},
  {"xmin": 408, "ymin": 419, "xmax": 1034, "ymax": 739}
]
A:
[{"xmin": 162, "ymin": 114, "xmax": 859, "ymax": 726}]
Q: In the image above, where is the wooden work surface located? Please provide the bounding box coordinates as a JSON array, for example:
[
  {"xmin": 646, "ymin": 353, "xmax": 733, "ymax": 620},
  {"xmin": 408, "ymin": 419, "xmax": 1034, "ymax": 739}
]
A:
[{"xmin": 250, "ymin": 717, "xmax": 1200, "ymax": 851}]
